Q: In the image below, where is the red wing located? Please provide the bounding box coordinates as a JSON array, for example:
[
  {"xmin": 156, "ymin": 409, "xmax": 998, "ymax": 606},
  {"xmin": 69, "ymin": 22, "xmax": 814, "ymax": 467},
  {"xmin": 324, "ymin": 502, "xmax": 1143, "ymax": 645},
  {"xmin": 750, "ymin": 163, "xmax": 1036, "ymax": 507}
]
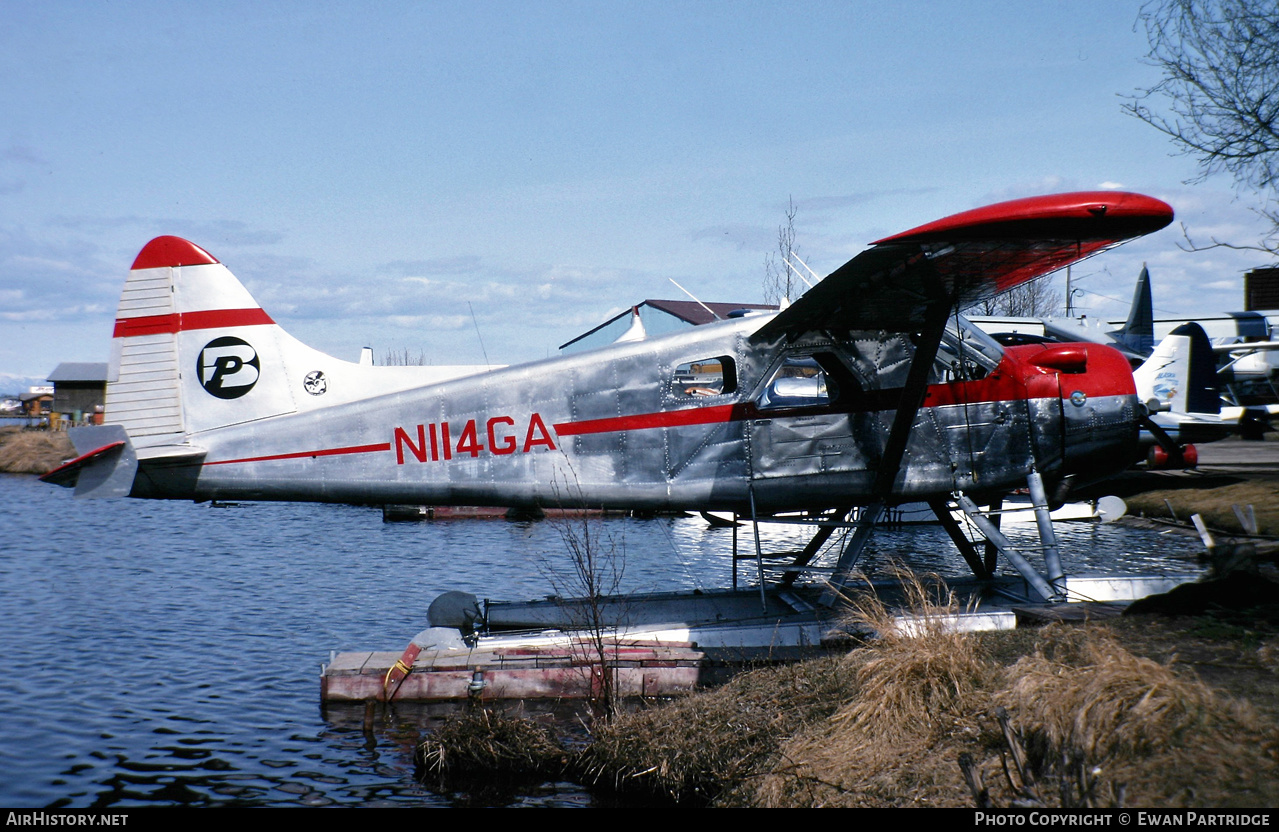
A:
[{"xmin": 750, "ymin": 191, "xmax": 1173, "ymax": 341}]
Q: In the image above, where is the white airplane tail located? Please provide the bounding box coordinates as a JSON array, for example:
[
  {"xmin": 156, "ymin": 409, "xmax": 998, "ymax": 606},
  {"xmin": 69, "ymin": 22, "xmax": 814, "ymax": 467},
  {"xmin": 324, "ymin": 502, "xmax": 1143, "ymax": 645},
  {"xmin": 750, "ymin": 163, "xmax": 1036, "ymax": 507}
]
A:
[
  {"xmin": 1134, "ymin": 322, "xmax": 1220, "ymax": 416},
  {"xmin": 105, "ymin": 236, "xmax": 490, "ymax": 449}
]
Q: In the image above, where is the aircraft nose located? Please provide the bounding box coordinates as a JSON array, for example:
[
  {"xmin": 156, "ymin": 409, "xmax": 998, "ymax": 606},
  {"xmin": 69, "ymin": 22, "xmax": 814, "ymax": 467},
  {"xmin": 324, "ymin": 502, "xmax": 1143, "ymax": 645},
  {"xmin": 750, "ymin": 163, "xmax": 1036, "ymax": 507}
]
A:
[{"xmin": 1058, "ymin": 344, "xmax": 1141, "ymax": 476}]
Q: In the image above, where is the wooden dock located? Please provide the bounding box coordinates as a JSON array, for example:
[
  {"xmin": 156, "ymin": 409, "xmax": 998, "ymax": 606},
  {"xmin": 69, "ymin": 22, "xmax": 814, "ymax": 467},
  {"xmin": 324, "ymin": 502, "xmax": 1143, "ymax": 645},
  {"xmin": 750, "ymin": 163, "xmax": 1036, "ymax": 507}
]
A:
[{"xmin": 322, "ymin": 640, "xmax": 704, "ymax": 702}]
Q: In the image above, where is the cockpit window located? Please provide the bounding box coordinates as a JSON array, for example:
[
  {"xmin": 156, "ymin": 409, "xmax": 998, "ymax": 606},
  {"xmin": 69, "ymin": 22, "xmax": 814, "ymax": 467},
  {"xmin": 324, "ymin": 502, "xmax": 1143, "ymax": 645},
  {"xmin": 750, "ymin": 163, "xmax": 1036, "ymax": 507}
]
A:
[
  {"xmin": 672, "ymin": 356, "xmax": 737, "ymax": 398},
  {"xmin": 932, "ymin": 316, "xmax": 1004, "ymax": 383}
]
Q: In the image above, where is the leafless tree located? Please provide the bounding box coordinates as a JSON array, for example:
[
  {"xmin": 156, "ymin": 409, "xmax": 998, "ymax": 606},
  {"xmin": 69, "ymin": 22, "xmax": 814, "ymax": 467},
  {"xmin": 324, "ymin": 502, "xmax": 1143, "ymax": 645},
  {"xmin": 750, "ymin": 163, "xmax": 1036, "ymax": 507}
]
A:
[
  {"xmin": 764, "ymin": 197, "xmax": 801, "ymax": 305},
  {"xmin": 971, "ymin": 277, "xmax": 1063, "ymax": 317},
  {"xmin": 1124, "ymin": 0, "xmax": 1279, "ymax": 253},
  {"xmin": 542, "ymin": 469, "xmax": 627, "ymax": 716},
  {"xmin": 381, "ymin": 348, "xmax": 428, "ymax": 366}
]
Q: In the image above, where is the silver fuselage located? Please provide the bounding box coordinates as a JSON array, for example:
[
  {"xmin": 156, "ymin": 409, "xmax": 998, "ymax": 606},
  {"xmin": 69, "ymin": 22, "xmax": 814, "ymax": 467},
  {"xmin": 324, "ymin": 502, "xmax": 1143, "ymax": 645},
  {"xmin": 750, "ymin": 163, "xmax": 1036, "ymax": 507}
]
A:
[{"xmin": 130, "ymin": 314, "xmax": 1140, "ymax": 512}]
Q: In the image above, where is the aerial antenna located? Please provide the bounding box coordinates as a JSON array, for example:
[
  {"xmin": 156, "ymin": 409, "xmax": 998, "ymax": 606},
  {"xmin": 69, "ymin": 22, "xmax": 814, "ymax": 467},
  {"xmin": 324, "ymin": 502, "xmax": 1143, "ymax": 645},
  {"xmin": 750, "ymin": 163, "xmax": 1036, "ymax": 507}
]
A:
[
  {"xmin": 669, "ymin": 278, "xmax": 721, "ymax": 320},
  {"xmin": 789, "ymin": 252, "xmax": 823, "ymax": 285},
  {"xmin": 784, "ymin": 257, "xmax": 815, "ymax": 290},
  {"xmin": 467, "ymin": 301, "xmax": 492, "ymax": 370}
]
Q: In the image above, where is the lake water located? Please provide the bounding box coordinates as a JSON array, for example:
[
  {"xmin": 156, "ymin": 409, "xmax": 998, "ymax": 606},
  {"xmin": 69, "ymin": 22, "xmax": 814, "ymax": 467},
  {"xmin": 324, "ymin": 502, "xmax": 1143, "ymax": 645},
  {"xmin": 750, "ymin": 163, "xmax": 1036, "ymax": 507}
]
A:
[{"xmin": 0, "ymin": 473, "xmax": 1205, "ymax": 807}]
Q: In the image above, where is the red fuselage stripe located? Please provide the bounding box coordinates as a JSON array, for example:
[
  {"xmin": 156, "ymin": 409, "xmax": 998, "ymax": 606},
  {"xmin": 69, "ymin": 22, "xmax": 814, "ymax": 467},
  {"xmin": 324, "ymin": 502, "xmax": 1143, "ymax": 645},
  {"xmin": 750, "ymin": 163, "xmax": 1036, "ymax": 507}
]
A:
[
  {"xmin": 205, "ymin": 390, "xmax": 1110, "ymax": 465},
  {"xmin": 553, "ymin": 404, "xmax": 739, "ymax": 436},
  {"xmin": 205, "ymin": 442, "xmax": 392, "ymax": 466},
  {"xmin": 113, "ymin": 308, "xmax": 275, "ymax": 338},
  {"xmin": 200, "ymin": 347, "xmax": 1134, "ymax": 465},
  {"xmin": 552, "ymin": 379, "xmax": 1076, "ymax": 437}
]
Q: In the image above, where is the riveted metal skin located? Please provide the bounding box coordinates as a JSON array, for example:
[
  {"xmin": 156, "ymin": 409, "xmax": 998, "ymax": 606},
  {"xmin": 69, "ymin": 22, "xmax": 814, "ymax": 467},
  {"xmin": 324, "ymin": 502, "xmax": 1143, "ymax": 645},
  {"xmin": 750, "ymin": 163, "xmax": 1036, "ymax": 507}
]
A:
[{"xmin": 129, "ymin": 314, "xmax": 1139, "ymax": 513}]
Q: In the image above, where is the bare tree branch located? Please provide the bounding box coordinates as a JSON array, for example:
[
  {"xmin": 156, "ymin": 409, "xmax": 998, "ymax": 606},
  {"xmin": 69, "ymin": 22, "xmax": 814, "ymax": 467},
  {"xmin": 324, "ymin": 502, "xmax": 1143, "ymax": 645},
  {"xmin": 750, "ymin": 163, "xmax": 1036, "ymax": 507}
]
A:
[
  {"xmin": 1124, "ymin": 0, "xmax": 1279, "ymax": 254},
  {"xmin": 971, "ymin": 277, "xmax": 1062, "ymax": 317},
  {"xmin": 763, "ymin": 197, "xmax": 800, "ymax": 306}
]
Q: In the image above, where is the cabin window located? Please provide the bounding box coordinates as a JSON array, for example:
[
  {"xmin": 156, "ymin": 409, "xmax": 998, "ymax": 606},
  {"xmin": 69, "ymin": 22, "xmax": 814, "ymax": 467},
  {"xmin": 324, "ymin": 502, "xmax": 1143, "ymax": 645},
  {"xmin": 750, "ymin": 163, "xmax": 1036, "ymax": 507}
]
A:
[
  {"xmin": 671, "ymin": 355, "xmax": 737, "ymax": 398},
  {"xmin": 757, "ymin": 355, "xmax": 833, "ymax": 409},
  {"xmin": 756, "ymin": 351, "xmax": 862, "ymax": 410}
]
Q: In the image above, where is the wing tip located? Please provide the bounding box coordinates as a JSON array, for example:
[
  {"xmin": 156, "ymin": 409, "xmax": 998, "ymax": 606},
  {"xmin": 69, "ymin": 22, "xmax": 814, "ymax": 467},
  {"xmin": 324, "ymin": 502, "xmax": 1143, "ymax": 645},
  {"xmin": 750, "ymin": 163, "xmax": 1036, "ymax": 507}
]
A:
[
  {"xmin": 874, "ymin": 191, "xmax": 1175, "ymax": 245},
  {"xmin": 132, "ymin": 236, "xmax": 220, "ymax": 270}
]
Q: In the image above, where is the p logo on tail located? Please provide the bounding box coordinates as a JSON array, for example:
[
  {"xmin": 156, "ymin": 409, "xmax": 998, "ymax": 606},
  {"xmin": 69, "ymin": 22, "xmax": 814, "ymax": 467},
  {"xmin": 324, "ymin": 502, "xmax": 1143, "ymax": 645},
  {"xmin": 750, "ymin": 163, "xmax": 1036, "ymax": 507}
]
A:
[{"xmin": 197, "ymin": 336, "xmax": 261, "ymax": 399}]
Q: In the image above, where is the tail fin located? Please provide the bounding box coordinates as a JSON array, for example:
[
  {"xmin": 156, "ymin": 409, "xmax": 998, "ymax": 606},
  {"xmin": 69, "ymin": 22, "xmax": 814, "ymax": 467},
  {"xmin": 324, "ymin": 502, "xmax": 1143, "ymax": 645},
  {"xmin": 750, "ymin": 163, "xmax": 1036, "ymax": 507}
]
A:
[
  {"xmin": 1133, "ymin": 322, "xmax": 1220, "ymax": 416},
  {"xmin": 106, "ymin": 237, "xmax": 297, "ymax": 444},
  {"xmin": 1114, "ymin": 264, "xmax": 1154, "ymax": 356},
  {"xmin": 106, "ymin": 236, "xmax": 492, "ymax": 448}
]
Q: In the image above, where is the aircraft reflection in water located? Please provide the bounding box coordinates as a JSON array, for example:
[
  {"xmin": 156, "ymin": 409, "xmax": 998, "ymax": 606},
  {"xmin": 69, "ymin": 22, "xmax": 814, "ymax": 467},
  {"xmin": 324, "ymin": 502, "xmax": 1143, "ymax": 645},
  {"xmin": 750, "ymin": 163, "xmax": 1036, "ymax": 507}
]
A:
[{"xmin": 45, "ymin": 192, "xmax": 1174, "ymax": 601}]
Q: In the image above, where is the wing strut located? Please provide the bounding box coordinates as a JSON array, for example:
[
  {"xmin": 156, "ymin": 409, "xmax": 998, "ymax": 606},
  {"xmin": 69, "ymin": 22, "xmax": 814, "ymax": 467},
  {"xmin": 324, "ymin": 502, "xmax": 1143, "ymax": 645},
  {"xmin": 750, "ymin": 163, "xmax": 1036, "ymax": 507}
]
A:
[
  {"xmin": 873, "ymin": 297, "xmax": 952, "ymax": 498},
  {"xmin": 822, "ymin": 292, "xmax": 953, "ymax": 603}
]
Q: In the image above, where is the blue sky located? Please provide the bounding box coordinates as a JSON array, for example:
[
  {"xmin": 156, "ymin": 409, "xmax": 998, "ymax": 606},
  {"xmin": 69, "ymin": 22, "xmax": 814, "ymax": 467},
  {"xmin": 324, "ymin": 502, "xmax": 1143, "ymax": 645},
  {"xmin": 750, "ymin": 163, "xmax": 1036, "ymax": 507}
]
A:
[{"xmin": 1, "ymin": 1, "xmax": 1273, "ymax": 391}]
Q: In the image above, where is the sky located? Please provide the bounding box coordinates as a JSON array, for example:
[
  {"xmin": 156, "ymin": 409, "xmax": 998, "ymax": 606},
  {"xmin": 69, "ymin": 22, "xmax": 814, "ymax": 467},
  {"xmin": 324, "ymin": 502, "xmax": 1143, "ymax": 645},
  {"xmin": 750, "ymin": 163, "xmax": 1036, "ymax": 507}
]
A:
[{"xmin": 2, "ymin": 1, "xmax": 1274, "ymax": 392}]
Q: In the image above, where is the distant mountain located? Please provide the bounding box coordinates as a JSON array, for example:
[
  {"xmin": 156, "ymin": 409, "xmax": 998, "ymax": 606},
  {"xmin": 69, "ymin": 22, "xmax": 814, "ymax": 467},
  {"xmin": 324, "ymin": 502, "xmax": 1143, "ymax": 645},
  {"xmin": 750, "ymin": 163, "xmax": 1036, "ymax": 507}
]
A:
[{"xmin": 0, "ymin": 372, "xmax": 53, "ymax": 397}]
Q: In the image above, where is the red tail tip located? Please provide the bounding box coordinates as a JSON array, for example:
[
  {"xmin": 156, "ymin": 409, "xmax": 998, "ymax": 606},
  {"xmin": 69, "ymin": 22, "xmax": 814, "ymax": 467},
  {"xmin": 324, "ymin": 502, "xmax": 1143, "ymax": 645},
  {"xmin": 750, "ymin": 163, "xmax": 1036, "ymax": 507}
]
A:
[{"xmin": 131, "ymin": 236, "xmax": 219, "ymax": 270}]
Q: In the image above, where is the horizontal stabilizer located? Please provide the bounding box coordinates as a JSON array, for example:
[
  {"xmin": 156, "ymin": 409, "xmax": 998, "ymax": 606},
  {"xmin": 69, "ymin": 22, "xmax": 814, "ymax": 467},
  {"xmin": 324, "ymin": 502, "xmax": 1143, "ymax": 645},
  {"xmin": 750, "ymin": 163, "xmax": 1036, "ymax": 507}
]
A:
[
  {"xmin": 39, "ymin": 439, "xmax": 124, "ymax": 488},
  {"xmin": 39, "ymin": 425, "xmax": 139, "ymax": 498}
]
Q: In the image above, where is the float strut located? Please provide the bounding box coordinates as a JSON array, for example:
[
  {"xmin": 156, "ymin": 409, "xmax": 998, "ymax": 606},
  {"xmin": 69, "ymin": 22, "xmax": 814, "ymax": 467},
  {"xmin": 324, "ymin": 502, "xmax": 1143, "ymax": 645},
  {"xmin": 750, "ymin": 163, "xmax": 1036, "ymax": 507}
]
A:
[
  {"xmin": 1027, "ymin": 470, "xmax": 1065, "ymax": 594},
  {"xmin": 953, "ymin": 492, "xmax": 1060, "ymax": 602},
  {"xmin": 748, "ymin": 487, "xmax": 769, "ymax": 614},
  {"xmin": 821, "ymin": 502, "xmax": 885, "ymax": 606}
]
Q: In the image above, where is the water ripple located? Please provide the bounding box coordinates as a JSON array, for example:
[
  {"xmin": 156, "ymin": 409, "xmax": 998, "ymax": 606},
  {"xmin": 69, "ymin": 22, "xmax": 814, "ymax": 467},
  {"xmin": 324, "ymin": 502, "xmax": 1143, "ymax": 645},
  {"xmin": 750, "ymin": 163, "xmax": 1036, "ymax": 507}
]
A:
[{"xmin": 0, "ymin": 474, "xmax": 1203, "ymax": 806}]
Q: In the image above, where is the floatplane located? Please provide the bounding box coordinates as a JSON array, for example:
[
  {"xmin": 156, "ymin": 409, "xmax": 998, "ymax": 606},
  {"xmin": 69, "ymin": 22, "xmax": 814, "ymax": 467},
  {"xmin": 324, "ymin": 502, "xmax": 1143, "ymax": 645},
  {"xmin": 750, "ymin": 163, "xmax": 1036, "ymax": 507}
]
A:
[{"xmin": 45, "ymin": 192, "xmax": 1187, "ymax": 669}]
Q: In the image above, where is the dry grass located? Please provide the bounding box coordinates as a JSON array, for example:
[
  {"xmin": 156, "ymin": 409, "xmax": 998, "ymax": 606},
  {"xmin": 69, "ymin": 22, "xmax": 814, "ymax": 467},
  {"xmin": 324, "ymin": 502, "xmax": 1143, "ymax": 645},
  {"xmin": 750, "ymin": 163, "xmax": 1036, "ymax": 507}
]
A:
[
  {"xmin": 575, "ymin": 656, "xmax": 854, "ymax": 804},
  {"xmin": 577, "ymin": 574, "xmax": 1279, "ymax": 807},
  {"xmin": 750, "ymin": 572, "xmax": 996, "ymax": 807},
  {"xmin": 985, "ymin": 626, "xmax": 1278, "ymax": 808},
  {"xmin": 415, "ymin": 708, "xmax": 567, "ymax": 780},
  {"xmin": 0, "ymin": 428, "xmax": 73, "ymax": 474},
  {"xmin": 833, "ymin": 570, "xmax": 993, "ymax": 741},
  {"xmin": 1125, "ymin": 481, "xmax": 1279, "ymax": 537},
  {"xmin": 1005, "ymin": 628, "xmax": 1254, "ymax": 759}
]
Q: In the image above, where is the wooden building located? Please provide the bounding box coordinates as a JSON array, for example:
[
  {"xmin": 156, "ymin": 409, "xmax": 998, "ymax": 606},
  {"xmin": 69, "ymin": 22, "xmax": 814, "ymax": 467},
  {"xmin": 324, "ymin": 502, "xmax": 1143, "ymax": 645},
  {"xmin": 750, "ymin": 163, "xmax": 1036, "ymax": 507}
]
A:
[{"xmin": 47, "ymin": 363, "xmax": 108, "ymax": 424}]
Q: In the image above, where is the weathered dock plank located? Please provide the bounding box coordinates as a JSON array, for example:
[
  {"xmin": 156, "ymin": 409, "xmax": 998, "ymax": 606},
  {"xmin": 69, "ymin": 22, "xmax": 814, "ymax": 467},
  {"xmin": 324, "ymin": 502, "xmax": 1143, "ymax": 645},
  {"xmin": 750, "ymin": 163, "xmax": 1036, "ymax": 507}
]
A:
[{"xmin": 322, "ymin": 640, "xmax": 705, "ymax": 702}]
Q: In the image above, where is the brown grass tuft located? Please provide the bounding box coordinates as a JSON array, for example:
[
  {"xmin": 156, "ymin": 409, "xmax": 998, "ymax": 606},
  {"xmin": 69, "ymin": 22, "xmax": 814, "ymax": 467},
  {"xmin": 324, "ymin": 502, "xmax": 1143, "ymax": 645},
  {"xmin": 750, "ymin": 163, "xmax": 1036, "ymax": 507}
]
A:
[
  {"xmin": 1002, "ymin": 627, "xmax": 1261, "ymax": 761},
  {"xmin": 576, "ymin": 656, "xmax": 853, "ymax": 804},
  {"xmin": 834, "ymin": 569, "xmax": 992, "ymax": 740},
  {"xmin": 0, "ymin": 428, "xmax": 74, "ymax": 475},
  {"xmin": 751, "ymin": 570, "xmax": 995, "ymax": 807},
  {"xmin": 1257, "ymin": 636, "xmax": 1279, "ymax": 673}
]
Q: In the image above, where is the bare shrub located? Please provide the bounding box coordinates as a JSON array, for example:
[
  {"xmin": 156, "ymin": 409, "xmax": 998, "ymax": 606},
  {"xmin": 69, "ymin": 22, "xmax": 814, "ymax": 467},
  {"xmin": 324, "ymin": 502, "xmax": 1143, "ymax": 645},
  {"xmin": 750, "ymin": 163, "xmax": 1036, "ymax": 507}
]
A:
[
  {"xmin": 381, "ymin": 348, "xmax": 428, "ymax": 366},
  {"xmin": 416, "ymin": 708, "xmax": 566, "ymax": 780},
  {"xmin": 541, "ymin": 474, "xmax": 627, "ymax": 716}
]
